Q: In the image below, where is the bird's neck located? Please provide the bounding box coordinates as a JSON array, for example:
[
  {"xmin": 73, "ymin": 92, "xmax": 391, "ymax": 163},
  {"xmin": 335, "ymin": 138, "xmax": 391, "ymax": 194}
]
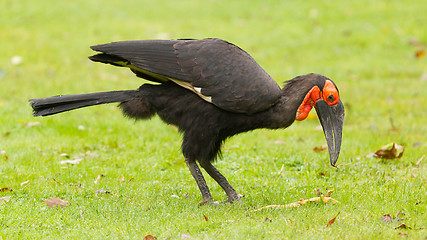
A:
[{"xmin": 261, "ymin": 83, "xmax": 315, "ymax": 129}]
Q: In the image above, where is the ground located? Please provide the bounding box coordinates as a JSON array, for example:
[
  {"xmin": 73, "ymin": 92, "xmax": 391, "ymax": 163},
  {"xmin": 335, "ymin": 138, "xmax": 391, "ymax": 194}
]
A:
[{"xmin": 0, "ymin": 0, "xmax": 426, "ymax": 239}]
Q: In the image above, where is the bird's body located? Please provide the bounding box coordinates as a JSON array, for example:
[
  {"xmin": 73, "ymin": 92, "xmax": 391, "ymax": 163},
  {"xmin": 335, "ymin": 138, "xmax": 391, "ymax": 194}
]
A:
[
  {"xmin": 120, "ymin": 80, "xmax": 298, "ymax": 163},
  {"xmin": 30, "ymin": 38, "xmax": 344, "ymax": 203}
]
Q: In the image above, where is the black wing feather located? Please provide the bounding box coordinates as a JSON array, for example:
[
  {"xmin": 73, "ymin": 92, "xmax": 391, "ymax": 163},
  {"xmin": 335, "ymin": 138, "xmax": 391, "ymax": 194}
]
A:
[
  {"xmin": 90, "ymin": 40, "xmax": 188, "ymax": 81},
  {"xmin": 89, "ymin": 38, "xmax": 282, "ymax": 114}
]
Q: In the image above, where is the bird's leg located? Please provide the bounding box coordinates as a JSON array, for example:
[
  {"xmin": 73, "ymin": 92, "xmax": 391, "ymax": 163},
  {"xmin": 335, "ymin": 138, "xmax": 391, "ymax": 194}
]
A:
[
  {"xmin": 199, "ymin": 161, "xmax": 241, "ymax": 202},
  {"xmin": 184, "ymin": 157, "xmax": 213, "ymax": 203}
]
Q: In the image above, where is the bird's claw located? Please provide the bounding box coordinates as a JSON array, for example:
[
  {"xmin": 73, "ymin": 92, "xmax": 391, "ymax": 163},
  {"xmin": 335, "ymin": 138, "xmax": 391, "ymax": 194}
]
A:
[
  {"xmin": 199, "ymin": 193, "xmax": 244, "ymax": 205},
  {"xmin": 228, "ymin": 193, "xmax": 245, "ymax": 202},
  {"xmin": 215, "ymin": 193, "xmax": 245, "ymax": 205}
]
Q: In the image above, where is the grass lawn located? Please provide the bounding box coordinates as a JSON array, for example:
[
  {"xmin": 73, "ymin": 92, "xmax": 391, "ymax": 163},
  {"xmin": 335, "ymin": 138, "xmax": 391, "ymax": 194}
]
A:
[{"xmin": 1, "ymin": 0, "xmax": 426, "ymax": 239}]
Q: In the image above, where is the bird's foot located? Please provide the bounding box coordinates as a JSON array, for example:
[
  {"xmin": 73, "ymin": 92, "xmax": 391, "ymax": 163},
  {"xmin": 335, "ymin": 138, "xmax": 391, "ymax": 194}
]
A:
[
  {"xmin": 227, "ymin": 193, "xmax": 245, "ymax": 203},
  {"xmin": 213, "ymin": 194, "xmax": 245, "ymax": 205},
  {"xmin": 199, "ymin": 194, "xmax": 244, "ymax": 205}
]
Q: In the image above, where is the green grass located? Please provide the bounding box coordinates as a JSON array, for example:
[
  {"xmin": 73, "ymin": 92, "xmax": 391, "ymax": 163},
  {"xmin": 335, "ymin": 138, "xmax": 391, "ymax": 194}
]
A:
[{"xmin": 1, "ymin": 0, "xmax": 426, "ymax": 239}]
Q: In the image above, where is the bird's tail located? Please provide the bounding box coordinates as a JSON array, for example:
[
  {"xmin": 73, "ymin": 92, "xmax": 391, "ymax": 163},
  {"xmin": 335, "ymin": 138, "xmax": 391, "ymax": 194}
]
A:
[{"xmin": 29, "ymin": 90, "xmax": 141, "ymax": 117}]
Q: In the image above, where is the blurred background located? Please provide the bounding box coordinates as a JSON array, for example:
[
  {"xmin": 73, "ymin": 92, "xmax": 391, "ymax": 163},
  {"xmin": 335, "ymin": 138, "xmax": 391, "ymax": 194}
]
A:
[{"xmin": 0, "ymin": 0, "xmax": 426, "ymax": 238}]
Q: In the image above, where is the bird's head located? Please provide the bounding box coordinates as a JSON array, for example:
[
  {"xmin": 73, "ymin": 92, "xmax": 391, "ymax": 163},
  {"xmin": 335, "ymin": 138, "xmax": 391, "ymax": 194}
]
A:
[{"xmin": 294, "ymin": 74, "xmax": 345, "ymax": 167}]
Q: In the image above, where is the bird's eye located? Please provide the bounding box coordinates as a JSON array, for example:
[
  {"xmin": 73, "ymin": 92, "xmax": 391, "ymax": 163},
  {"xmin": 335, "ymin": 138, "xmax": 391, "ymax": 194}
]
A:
[{"xmin": 327, "ymin": 94, "xmax": 334, "ymax": 103}]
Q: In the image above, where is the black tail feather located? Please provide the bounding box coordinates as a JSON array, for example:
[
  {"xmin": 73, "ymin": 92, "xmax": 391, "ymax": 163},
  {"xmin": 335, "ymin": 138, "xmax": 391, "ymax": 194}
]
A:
[
  {"xmin": 88, "ymin": 54, "xmax": 129, "ymax": 67},
  {"xmin": 30, "ymin": 90, "xmax": 141, "ymax": 116}
]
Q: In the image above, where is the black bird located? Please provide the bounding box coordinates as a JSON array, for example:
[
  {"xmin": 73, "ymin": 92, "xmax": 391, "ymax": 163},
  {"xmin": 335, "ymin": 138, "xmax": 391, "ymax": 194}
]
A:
[{"xmin": 30, "ymin": 38, "xmax": 345, "ymax": 203}]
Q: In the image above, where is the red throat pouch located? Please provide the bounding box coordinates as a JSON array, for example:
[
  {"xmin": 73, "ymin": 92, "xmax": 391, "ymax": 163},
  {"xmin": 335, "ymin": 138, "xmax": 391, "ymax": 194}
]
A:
[{"xmin": 296, "ymin": 86, "xmax": 320, "ymax": 121}]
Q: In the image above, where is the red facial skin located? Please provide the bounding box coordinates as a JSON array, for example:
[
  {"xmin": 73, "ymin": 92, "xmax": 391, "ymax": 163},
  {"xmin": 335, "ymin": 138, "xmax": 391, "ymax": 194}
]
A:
[{"xmin": 296, "ymin": 80, "xmax": 339, "ymax": 121}]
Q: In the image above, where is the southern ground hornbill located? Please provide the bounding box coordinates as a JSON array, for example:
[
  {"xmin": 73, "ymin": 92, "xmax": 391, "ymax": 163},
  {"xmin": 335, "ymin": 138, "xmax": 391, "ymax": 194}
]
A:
[{"xmin": 30, "ymin": 38, "xmax": 345, "ymax": 203}]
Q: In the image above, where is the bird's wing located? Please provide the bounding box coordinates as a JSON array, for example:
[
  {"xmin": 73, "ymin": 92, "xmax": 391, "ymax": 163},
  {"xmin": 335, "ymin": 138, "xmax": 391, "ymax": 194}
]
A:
[{"xmin": 90, "ymin": 38, "xmax": 282, "ymax": 114}]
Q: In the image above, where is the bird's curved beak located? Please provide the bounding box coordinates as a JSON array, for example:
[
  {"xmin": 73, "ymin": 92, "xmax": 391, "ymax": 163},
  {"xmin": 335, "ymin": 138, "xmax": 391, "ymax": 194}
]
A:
[{"xmin": 314, "ymin": 100, "xmax": 345, "ymax": 167}]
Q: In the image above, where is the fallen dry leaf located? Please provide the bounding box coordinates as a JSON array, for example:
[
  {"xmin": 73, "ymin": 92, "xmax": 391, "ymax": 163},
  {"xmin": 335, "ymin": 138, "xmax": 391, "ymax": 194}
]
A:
[
  {"xmin": 94, "ymin": 174, "xmax": 104, "ymax": 184},
  {"xmin": 415, "ymin": 50, "xmax": 425, "ymax": 59},
  {"xmin": 68, "ymin": 183, "xmax": 82, "ymax": 190},
  {"xmin": 0, "ymin": 196, "xmax": 11, "ymax": 205},
  {"xmin": 336, "ymin": 162, "xmax": 352, "ymax": 168},
  {"xmin": 325, "ymin": 189, "xmax": 334, "ymax": 197},
  {"xmin": 313, "ymin": 145, "xmax": 328, "ymax": 152},
  {"xmin": 44, "ymin": 197, "xmax": 69, "ymax": 208},
  {"xmin": 380, "ymin": 211, "xmax": 406, "ymax": 224},
  {"xmin": 397, "ymin": 232, "xmax": 408, "ymax": 237},
  {"xmin": 394, "ymin": 223, "xmax": 424, "ymax": 230},
  {"xmin": 59, "ymin": 158, "xmax": 83, "ymax": 164},
  {"xmin": 198, "ymin": 199, "xmax": 210, "ymax": 206},
  {"xmin": 253, "ymin": 204, "xmax": 285, "ymax": 211},
  {"xmin": 128, "ymin": 177, "xmax": 134, "ymax": 183},
  {"xmin": 415, "ymin": 155, "xmax": 424, "ymax": 165},
  {"xmin": 253, "ymin": 189, "xmax": 339, "ymax": 211},
  {"xmin": 95, "ymin": 190, "xmax": 111, "ymax": 196},
  {"xmin": 0, "ymin": 187, "xmax": 12, "ymax": 192},
  {"xmin": 144, "ymin": 235, "xmax": 157, "ymax": 240},
  {"xmin": 326, "ymin": 211, "xmax": 340, "ymax": 227},
  {"xmin": 203, "ymin": 214, "xmax": 209, "ymax": 222},
  {"xmin": 25, "ymin": 121, "xmax": 41, "ymax": 128},
  {"xmin": 11, "ymin": 56, "xmax": 23, "ymax": 65},
  {"xmin": 395, "ymin": 223, "xmax": 410, "ymax": 229},
  {"xmin": 284, "ymin": 189, "xmax": 339, "ymax": 207},
  {"xmin": 274, "ymin": 140, "xmax": 286, "ymax": 145},
  {"xmin": 380, "ymin": 214, "xmax": 394, "ymax": 223},
  {"xmin": 181, "ymin": 233, "xmax": 193, "ymax": 239},
  {"xmin": 20, "ymin": 180, "xmax": 30, "ymax": 186},
  {"xmin": 396, "ymin": 210, "xmax": 404, "ymax": 219},
  {"xmin": 52, "ymin": 177, "xmax": 64, "ymax": 185},
  {"xmin": 374, "ymin": 143, "xmax": 404, "ymax": 159}
]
